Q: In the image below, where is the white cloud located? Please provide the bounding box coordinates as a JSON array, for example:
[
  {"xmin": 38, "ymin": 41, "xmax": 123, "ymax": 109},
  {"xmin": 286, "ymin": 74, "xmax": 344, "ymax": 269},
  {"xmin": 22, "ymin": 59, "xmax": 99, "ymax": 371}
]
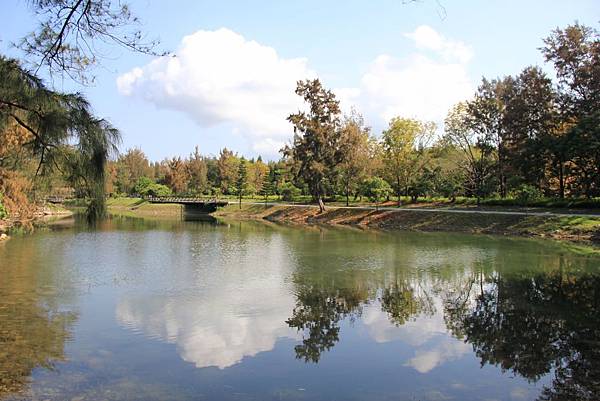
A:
[
  {"xmin": 406, "ymin": 339, "xmax": 471, "ymax": 373},
  {"xmin": 362, "ymin": 302, "xmax": 471, "ymax": 373},
  {"xmin": 118, "ymin": 25, "xmax": 473, "ymax": 156},
  {"xmin": 405, "ymin": 25, "xmax": 473, "ymax": 64},
  {"xmin": 346, "ymin": 25, "xmax": 474, "ymax": 128},
  {"xmin": 116, "ymin": 234, "xmax": 300, "ymax": 369},
  {"xmin": 117, "ymin": 28, "xmax": 315, "ymax": 155}
]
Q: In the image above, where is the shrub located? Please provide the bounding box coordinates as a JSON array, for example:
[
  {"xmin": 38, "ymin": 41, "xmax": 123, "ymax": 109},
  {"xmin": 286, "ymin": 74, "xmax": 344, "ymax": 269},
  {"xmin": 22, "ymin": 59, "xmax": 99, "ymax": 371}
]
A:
[
  {"xmin": 280, "ymin": 182, "xmax": 301, "ymax": 201},
  {"xmin": 0, "ymin": 193, "xmax": 7, "ymax": 219},
  {"xmin": 511, "ymin": 184, "xmax": 544, "ymax": 204},
  {"xmin": 360, "ymin": 177, "xmax": 392, "ymax": 205},
  {"xmin": 133, "ymin": 177, "xmax": 172, "ymax": 197}
]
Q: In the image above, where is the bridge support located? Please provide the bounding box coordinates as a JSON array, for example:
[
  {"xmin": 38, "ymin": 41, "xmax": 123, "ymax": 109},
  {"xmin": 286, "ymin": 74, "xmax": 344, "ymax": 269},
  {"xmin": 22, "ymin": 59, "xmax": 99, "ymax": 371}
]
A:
[{"xmin": 182, "ymin": 203, "xmax": 218, "ymax": 218}]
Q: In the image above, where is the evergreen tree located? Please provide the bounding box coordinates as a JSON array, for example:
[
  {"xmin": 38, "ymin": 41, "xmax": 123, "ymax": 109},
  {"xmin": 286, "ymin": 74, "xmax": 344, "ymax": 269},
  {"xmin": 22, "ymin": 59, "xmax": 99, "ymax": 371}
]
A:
[
  {"xmin": 259, "ymin": 169, "xmax": 275, "ymax": 205},
  {"xmin": 284, "ymin": 79, "xmax": 343, "ymax": 212},
  {"xmin": 236, "ymin": 158, "xmax": 248, "ymax": 208}
]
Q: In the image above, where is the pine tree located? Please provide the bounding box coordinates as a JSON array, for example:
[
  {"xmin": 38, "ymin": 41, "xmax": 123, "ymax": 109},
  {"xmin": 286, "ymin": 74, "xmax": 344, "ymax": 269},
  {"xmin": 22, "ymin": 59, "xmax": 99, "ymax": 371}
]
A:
[
  {"xmin": 236, "ymin": 158, "xmax": 248, "ymax": 208},
  {"xmin": 284, "ymin": 79, "xmax": 343, "ymax": 212},
  {"xmin": 259, "ymin": 167, "xmax": 276, "ymax": 205}
]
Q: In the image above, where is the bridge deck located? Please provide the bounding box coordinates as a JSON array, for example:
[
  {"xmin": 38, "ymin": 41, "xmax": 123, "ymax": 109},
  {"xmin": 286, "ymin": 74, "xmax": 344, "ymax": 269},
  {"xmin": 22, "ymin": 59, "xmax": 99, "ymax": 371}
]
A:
[{"xmin": 146, "ymin": 196, "xmax": 229, "ymax": 206}]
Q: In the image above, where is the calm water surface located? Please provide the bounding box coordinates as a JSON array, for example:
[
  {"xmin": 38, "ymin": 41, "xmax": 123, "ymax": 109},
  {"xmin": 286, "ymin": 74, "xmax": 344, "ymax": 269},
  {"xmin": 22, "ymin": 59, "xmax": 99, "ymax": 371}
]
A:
[{"xmin": 0, "ymin": 216, "xmax": 599, "ymax": 401}]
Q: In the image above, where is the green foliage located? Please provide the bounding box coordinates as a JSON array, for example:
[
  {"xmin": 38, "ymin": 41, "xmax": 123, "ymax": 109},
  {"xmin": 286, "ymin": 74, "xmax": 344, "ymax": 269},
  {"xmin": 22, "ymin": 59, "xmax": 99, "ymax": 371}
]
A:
[
  {"xmin": 280, "ymin": 182, "xmax": 301, "ymax": 202},
  {"xmin": 284, "ymin": 79, "xmax": 343, "ymax": 211},
  {"xmin": 236, "ymin": 158, "xmax": 248, "ymax": 197},
  {"xmin": 0, "ymin": 56, "xmax": 120, "ymax": 222},
  {"xmin": 133, "ymin": 176, "xmax": 172, "ymax": 197},
  {"xmin": 0, "ymin": 193, "xmax": 7, "ymax": 219},
  {"xmin": 511, "ymin": 184, "xmax": 544, "ymax": 204},
  {"xmin": 259, "ymin": 169, "xmax": 276, "ymax": 202},
  {"xmin": 360, "ymin": 177, "xmax": 392, "ymax": 204}
]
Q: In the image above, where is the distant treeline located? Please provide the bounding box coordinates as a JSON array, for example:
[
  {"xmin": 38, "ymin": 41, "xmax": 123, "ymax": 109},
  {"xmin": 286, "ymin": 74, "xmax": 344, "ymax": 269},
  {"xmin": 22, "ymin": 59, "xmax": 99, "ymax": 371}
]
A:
[
  {"xmin": 1, "ymin": 22, "xmax": 598, "ymax": 224},
  {"xmin": 108, "ymin": 23, "xmax": 599, "ymax": 208}
]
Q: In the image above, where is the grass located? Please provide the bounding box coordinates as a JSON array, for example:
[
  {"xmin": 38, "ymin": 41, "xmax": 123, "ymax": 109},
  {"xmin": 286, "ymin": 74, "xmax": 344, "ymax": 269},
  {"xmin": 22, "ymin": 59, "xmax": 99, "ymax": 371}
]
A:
[
  {"xmin": 105, "ymin": 197, "xmax": 182, "ymax": 219},
  {"xmin": 56, "ymin": 197, "xmax": 600, "ymax": 248},
  {"xmin": 215, "ymin": 202, "xmax": 600, "ymax": 248}
]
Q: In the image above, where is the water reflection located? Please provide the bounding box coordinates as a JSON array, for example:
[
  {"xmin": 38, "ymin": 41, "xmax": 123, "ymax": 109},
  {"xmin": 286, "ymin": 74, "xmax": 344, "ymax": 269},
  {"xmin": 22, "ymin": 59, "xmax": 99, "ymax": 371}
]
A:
[
  {"xmin": 446, "ymin": 267, "xmax": 600, "ymax": 400},
  {"xmin": 0, "ymin": 219, "xmax": 598, "ymax": 400},
  {"xmin": 0, "ymin": 237, "xmax": 77, "ymax": 398}
]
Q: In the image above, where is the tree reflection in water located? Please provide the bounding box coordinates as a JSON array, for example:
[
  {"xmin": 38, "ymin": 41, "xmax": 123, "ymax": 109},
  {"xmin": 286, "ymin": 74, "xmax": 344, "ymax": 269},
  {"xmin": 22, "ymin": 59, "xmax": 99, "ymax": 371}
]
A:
[
  {"xmin": 287, "ymin": 260, "xmax": 599, "ymax": 400},
  {"xmin": 286, "ymin": 286, "xmax": 368, "ymax": 363},
  {"xmin": 0, "ymin": 241, "xmax": 76, "ymax": 397},
  {"xmin": 446, "ymin": 267, "xmax": 600, "ymax": 401}
]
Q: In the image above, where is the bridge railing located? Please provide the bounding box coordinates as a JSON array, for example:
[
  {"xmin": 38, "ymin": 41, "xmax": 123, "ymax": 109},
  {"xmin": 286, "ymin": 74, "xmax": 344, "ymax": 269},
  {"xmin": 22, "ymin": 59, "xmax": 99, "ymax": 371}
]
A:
[
  {"xmin": 145, "ymin": 196, "xmax": 226, "ymax": 204},
  {"xmin": 45, "ymin": 196, "xmax": 69, "ymax": 203}
]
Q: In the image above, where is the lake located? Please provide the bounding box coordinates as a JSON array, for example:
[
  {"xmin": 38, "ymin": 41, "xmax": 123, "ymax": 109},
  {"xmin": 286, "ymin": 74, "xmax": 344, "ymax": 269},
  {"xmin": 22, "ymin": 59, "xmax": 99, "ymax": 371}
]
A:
[{"xmin": 0, "ymin": 216, "xmax": 598, "ymax": 401}]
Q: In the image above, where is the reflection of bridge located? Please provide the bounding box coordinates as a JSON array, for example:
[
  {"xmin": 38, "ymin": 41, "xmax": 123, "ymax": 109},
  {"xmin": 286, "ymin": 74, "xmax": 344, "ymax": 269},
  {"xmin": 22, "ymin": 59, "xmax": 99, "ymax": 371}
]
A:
[{"xmin": 146, "ymin": 196, "xmax": 229, "ymax": 213}]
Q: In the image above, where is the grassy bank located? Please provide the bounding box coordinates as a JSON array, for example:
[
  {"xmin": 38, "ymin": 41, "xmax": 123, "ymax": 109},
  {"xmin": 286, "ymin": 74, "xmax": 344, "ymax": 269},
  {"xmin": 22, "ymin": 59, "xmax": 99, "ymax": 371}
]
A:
[
  {"xmin": 99, "ymin": 197, "xmax": 600, "ymax": 246},
  {"xmin": 105, "ymin": 197, "xmax": 183, "ymax": 219},
  {"xmin": 214, "ymin": 203, "xmax": 600, "ymax": 246},
  {"xmin": 0, "ymin": 203, "xmax": 73, "ymax": 237}
]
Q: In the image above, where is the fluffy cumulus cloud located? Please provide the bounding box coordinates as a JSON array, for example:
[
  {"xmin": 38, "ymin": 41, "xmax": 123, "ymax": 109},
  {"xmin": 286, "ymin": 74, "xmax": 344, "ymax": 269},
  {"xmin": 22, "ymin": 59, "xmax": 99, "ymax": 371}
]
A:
[
  {"xmin": 115, "ymin": 233, "xmax": 300, "ymax": 369},
  {"xmin": 117, "ymin": 28, "xmax": 315, "ymax": 154},
  {"xmin": 347, "ymin": 25, "xmax": 474, "ymax": 127},
  {"xmin": 118, "ymin": 25, "xmax": 473, "ymax": 155},
  {"xmin": 361, "ymin": 297, "xmax": 471, "ymax": 374}
]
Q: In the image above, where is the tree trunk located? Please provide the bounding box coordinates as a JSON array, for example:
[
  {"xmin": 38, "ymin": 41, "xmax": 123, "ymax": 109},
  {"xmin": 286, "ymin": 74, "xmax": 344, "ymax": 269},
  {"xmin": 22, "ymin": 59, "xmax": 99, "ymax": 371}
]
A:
[
  {"xmin": 396, "ymin": 177, "xmax": 401, "ymax": 207},
  {"xmin": 346, "ymin": 183, "xmax": 350, "ymax": 207},
  {"xmin": 558, "ymin": 160, "xmax": 565, "ymax": 199},
  {"xmin": 318, "ymin": 195, "xmax": 325, "ymax": 213}
]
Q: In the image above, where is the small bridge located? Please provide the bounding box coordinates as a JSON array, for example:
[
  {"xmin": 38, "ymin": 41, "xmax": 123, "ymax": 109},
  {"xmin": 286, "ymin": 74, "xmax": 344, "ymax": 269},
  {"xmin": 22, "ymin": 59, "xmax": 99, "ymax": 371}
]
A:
[
  {"xmin": 46, "ymin": 196, "xmax": 68, "ymax": 204},
  {"xmin": 146, "ymin": 196, "xmax": 229, "ymax": 213}
]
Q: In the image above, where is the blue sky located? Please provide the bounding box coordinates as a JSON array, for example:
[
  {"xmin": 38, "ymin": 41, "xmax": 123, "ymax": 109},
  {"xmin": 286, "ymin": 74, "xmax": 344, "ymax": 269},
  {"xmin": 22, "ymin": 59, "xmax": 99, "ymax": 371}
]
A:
[{"xmin": 1, "ymin": 0, "xmax": 599, "ymax": 161}]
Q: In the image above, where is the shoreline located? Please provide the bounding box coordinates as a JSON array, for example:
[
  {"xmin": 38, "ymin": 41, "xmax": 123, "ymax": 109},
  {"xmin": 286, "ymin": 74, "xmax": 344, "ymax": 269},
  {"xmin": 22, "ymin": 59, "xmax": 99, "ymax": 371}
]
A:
[
  {"xmin": 72, "ymin": 198, "xmax": 600, "ymax": 248},
  {"xmin": 213, "ymin": 203, "xmax": 600, "ymax": 247},
  {"xmin": 0, "ymin": 205, "xmax": 73, "ymax": 239}
]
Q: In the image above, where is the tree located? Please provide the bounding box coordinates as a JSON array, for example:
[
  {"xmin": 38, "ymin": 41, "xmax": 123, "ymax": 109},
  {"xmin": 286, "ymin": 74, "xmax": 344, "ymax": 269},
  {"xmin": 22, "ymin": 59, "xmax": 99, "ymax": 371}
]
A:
[
  {"xmin": 501, "ymin": 67, "xmax": 558, "ymax": 192},
  {"xmin": 247, "ymin": 157, "xmax": 269, "ymax": 198},
  {"xmin": 164, "ymin": 157, "xmax": 187, "ymax": 194},
  {"xmin": 360, "ymin": 176, "xmax": 392, "ymax": 210},
  {"xmin": 381, "ymin": 117, "xmax": 435, "ymax": 205},
  {"xmin": 337, "ymin": 111, "xmax": 373, "ymax": 206},
  {"xmin": 259, "ymin": 168, "xmax": 276, "ymax": 205},
  {"xmin": 0, "ymin": 56, "xmax": 120, "ymax": 220},
  {"xmin": 284, "ymin": 79, "xmax": 343, "ymax": 212},
  {"xmin": 542, "ymin": 23, "xmax": 600, "ymax": 198},
  {"xmin": 18, "ymin": 0, "xmax": 164, "ymax": 84},
  {"xmin": 467, "ymin": 78, "xmax": 510, "ymax": 197},
  {"xmin": 217, "ymin": 148, "xmax": 239, "ymax": 195},
  {"xmin": 186, "ymin": 146, "xmax": 208, "ymax": 194},
  {"xmin": 133, "ymin": 176, "xmax": 170, "ymax": 197},
  {"xmin": 114, "ymin": 148, "xmax": 152, "ymax": 194},
  {"xmin": 236, "ymin": 158, "xmax": 248, "ymax": 208},
  {"xmin": 280, "ymin": 182, "xmax": 301, "ymax": 202},
  {"xmin": 444, "ymin": 102, "xmax": 496, "ymax": 205}
]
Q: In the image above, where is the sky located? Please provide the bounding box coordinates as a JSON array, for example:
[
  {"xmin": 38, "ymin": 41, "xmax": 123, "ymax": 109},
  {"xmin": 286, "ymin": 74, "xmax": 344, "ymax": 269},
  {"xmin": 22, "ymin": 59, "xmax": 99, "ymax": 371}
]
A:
[{"xmin": 1, "ymin": 0, "xmax": 599, "ymax": 161}]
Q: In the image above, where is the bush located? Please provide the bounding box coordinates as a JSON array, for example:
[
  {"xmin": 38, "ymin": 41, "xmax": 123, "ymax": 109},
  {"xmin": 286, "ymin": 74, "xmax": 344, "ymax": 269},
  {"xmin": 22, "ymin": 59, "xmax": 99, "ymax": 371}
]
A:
[
  {"xmin": 360, "ymin": 177, "xmax": 392, "ymax": 204},
  {"xmin": 133, "ymin": 177, "xmax": 172, "ymax": 197},
  {"xmin": 511, "ymin": 184, "xmax": 544, "ymax": 204},
  {"xmin": 280, "ymin": 182, "xmax": 301, "ymax": 201},
  {"xmin": 133, "ymin": 177, "xmax": 154, "ymax": 195},
  {"xmin": 0, "ymin": 193, "xmax": 7, "ymax": 219}
]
